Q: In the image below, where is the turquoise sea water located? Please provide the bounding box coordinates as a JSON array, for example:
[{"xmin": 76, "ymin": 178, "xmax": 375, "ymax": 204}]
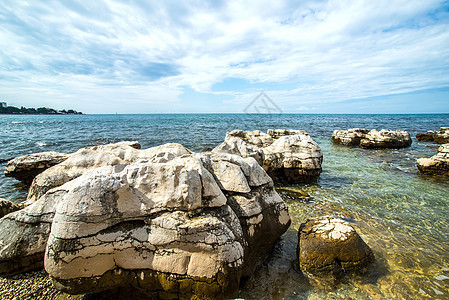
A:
[{"xmin": 1, "ymin": 114, "xmax": 449, "ymax": 299}]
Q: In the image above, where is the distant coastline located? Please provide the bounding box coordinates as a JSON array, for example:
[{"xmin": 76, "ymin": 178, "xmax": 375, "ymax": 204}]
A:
[{"xmin": 0, "ymin": 105, "xmax": 83, "ymax": 115}]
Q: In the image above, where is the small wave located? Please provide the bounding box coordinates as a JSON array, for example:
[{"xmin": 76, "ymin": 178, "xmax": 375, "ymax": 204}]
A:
[
  {"xmin": 38, "ymin": 121, "xmax": 44, "ymax": 124},
  {"xmin": 11, "ymin": 121, "xmax": 23, "ymax": 124},
  {"xmin": 35, "ymin": 141, "xmax": 47, "ymax": 147}
]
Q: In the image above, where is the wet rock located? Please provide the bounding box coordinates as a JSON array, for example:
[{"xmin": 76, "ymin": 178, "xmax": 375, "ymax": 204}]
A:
[
  {"xmin": 360, "ymin": 129, "xmax": 412, "ymax": 149},
  {"xmin": 26, "ymin": 141, "xmax": 190, "ymax": 203},
  {"xmin": 0, "ymin": 144, "xmax": 290, "ymax": 299},
  {"xmin": 297, "ymin": 216, "xmax": 374, "ymax": 287},
  {"xmin": 332, "ymin": 128, "xmax": 369, "ymax": 146},
  {"xmin": 4, "ymin": 152, "xmax": 69, "ymax": 184},
  {"xmin": 416, "ymin": 127, "xmax": 449, "ymax": 144},
  {"xmin": 213, "ymin": 129, "xmax": 323, "ymax": 183},
  {"xmin": 0, "ymin": 198, "xmax": 21, "ymax": 218},
  {"xmin": 417, "ymin": 143, "xmax": 449, "ymax": 176}
]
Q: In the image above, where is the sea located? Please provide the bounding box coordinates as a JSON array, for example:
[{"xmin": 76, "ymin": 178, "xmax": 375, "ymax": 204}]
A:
[{"xmin": 1, "ymin": 113, "xmax": 449, "ymax": 299}]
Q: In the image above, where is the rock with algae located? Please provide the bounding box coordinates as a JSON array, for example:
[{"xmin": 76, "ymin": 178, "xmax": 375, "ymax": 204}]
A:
[{"xmin": 0, "ymin": 142, "xmax": 290, "ymax": 299}]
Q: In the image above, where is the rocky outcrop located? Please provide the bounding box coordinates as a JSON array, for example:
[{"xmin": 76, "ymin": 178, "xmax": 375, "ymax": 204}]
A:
[
  {"xmin": 0, "ymin": 143, "xmax": 290, "ymax": 299},
  {"xmin": 297, "ymin": 216, "xmax": 374, "ymax": 285},
  {"xmin": 26, "ymin": 141, "xmax": 189, "ymax": 203},
  {"xmin": 213, "ymin": 129, "xmax": 323, "ymax": 183},
  {"xmin": 0, "ymin": 198, "xmax": 21, "ymax": 218},
  {"xmin": 4, "ymin": 152, "xmax": 69, "ymax": 184},
  {"xmin": 332, "ymin": 128, "xmax": 412, "ymax": 149},
  {"xmin": 417, "ymin": 143, "xmax": 449, "ymax": 175},
  {"xmin": 416, "ymin": 127, "xmax": 449, "ymax": 144},
  {"xmin": 332, "ymin": 128, "xmax": 369, "ymax": 146}
]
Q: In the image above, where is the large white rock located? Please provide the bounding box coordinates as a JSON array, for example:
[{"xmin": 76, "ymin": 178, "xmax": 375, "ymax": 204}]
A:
[
  {"xmin": 0, "ymin": 144, "xmax": 290, "ymax": 299},
  {"xmin": 213, "ymin": 129, "xmax": 323, "ymax": 183}
]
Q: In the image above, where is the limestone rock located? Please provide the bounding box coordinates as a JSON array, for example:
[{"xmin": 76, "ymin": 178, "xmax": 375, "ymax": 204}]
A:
[
  {"xmin": 213, "ymin": 129, "xmax": 323, "ymax": 183},
  {"xmin": 416, "ymin": 127, "xmax": 449, "ymax": 144},
  {"xmin": 4, "ymin": 152, "xmax": 69, "ymax": 184},
  {"xmin": 417, "ymin": 143, "xmax": 449, "ymax": 175},
  {"xmin": 360, "ymin": 129, "xmax": 412, "ymax": 149},
  {"xmin": 0, "ymin": 144, "xmax": 290, "ymax": 299},
  {"xmin": 332, "ymin": 128, "xmax": 369, "ymax": 146},
  {"xmin": 297, "ymin": 216, "xmax": 374, "ymax": 278},
  {"xmin": 0, "ymin": 198, "xmax": 21, "ymax": 218},
  {"xmin": 26, "ymin": 142, "xmax": 190, "ymax": 203}
]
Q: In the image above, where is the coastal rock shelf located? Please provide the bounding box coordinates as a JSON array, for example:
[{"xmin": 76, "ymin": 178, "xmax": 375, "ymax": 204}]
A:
[
  {"xmin": 4, "ymin": 151, "xmax": 70, "ymax": 184},
  {"xmin": 297, "ymin": 216, "xmax": 374, "ymax": 287},
  {"xmin": 332, "ymin": 128, "xmax": 412, "ymax": 149},
  {"xmin": 416, "ymin": 127, "xmax": 449, "ymax": 144},
  {"xmin": 213, "ymin": 129, "xmax": 323, "ymax": 183},
  {"xmin": 417, "ymin": 143, "xmax": 449, "ymax": 175},
  {"xmin": 0, "ymin": 141, "xmax": 290, "ymax": 299}
]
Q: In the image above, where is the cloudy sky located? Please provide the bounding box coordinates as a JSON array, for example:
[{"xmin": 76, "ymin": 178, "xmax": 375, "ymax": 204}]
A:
[{"xmin": 1, "ymin": 0, "xmax": 448, "ymax": 114}]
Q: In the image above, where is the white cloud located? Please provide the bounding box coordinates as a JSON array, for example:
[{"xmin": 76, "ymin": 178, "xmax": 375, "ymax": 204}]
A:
[{"xmin": 0, "ymin": 0, "xmax": 448, "ymax": 112}]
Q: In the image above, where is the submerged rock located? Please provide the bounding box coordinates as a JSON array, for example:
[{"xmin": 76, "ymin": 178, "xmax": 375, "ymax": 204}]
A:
[
  {"xmin": 0, "ymin": 142, "xmax": 290, "ymax": 299},
  {"xmin": 213, "ymin": 129, "xmax": 323, "ymax": 183},
  {"xmin": 416, "ymin": 127, "xmax": 449, "ymax": 144},
  {"xmin": 297, "ymin": 216, "xmax": 374, "ymax": 288},
  {"xmin": 332, "ymin": 128, "xmax": 412, "ymax": 149},
  {"xmin": 4, "ymin": 152, "xmax": 69, "ymax": 184},
  {"xmin": 417, "ymin": 143, "xmax": 449, "ymax": 176},
  {"xmin": 0, "ymin": 198, "xmax": 21, "ymax": 218}
]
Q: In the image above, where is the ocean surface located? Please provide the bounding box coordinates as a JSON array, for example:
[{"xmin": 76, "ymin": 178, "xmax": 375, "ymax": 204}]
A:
[{"xmin": 1, "ymin": 113, "xmax": 449, "ymax": 299}]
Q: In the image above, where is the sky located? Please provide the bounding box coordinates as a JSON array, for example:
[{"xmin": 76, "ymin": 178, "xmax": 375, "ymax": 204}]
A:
[{"xmin": 0, "ymin": 0, "xmax": 449, "ymax": 114}]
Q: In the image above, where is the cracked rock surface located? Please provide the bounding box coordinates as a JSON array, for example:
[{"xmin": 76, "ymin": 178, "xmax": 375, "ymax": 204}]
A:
[
  {"xmin": 213, "ymin": 129, "xmax": 323, "ymax": 183},
  {"xmin": 297, "ymin": 216, "xmax": 374, "ymax": 283},
  {"xmin": 417, "ymin": 143, "xmax": 449, "ymax": 175},
  {"xmin": 416, "ymin": 127, "xmax": 449, "ymax": 144},
  {"xmin": 4, "ymin": 151, "xmax": 70, "ymax": 184},
  {"xmin": 0, "ymin": 142, "xmax": 290, "ymax": 299},
  {"xmin": 332, "ymin": 128, "xmax": 412, "ymax": 149}
]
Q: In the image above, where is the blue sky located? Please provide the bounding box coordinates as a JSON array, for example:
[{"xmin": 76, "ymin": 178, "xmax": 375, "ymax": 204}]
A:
[{"xmin": 1, "ymin": 0, "xmax": 448, "ymax": 114}]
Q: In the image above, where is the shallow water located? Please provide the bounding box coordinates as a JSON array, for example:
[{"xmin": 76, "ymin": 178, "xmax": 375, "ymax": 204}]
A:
[{"xmin": 1, "ymin": 114, "xmax": 449, "ymax": 299}]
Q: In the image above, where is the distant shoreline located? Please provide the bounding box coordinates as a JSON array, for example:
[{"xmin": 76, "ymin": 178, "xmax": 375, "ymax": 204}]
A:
[{"xmin": 0, "ymin": 105, "xmax": 83, "ymax": 115}]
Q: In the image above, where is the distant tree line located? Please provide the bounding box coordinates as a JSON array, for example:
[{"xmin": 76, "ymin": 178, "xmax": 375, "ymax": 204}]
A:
[{"xmin": 0, "ymin": 105, "xmax": 83, "ymax": 115}]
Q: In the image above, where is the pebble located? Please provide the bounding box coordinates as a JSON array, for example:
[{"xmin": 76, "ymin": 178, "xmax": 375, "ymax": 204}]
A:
[{"xmin": 0, "ymin": 270, "xmax": 82, "ymax": 300}]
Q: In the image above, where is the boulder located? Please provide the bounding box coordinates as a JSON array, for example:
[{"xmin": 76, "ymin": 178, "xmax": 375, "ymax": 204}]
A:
[
  {"xmin": 0, "ymin": 198, "xmax": 21, "ymax": 218},
  {"xmin": 417, "ymin": 143, "xmax": 449, "ymax": 175},
  {"xmin": 4, "ymin": 152, "xmax": 69, "ymax": 184},
  {"xmin": 297, "ymin": 216, "xmax": 374, "ymax": 281},
  {"xmin": 0, "ymin": 144, "xmax": 290, "ymax": 299},
  {"xmin": 416, "ymin": 127, "xmax": 449, "ymax": 144},
  {"xmin": 332, "ymin": 128, "xmax": 369, "ymax": 146},
  {"xmin": 360, "ymin": 129, "xmax": 412, "ymax": 149},
  {"xmin": 26, "ymin": 141, "xmax": 190, "ymax": 203},
  {"xmin": 213, "ymin": 129, "xmax": 323, "ymax": 183}
]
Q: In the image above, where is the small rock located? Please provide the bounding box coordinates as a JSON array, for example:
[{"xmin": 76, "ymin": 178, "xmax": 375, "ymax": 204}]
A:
[
  {"xmin": 416, "ymin": 127, "xmax": 449, "ymax": 144},
  {"xmin": 332, "ymin": 128, "xmax": 369, "ymax": 146},
  {"xmin": 417, "ymin": 143, "xmax": 449, "ymax": 175},
  {"xmin": 4, "ymin": 152, "xmax": 69, "ymax": 184},
  {"xmin": 0, "ymin": 198, "xmax": 21, "ymax": 218},
  {"xmin": 297, "ymin": 216, "xmax": 374, "ymax": 288}
]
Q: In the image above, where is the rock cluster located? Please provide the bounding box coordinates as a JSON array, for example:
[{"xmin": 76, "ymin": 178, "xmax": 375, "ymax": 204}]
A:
[
  {"xmin": 4, "ymin": 152, "xmax": 70, "ymax": 184},
  {"xmin": 0, "ymin": 142, "xmax": 290, "ymax": 299},
  {"xmin": 332, "ymin": 128, "xmax": 412, "ymax": 149},
  {"xmin": 416, "ymin": 127, "xmax": 449, "ymax": 144},
  {"xmin": 297, "ymin": 216, "xmax": 374, "ymax": 287},
  {"xmin": 213, "ymin": 129, "xmax": 323, "ymax": 183},
  {"xmin": 417, "ymin": 143, "xmax": 449, "ymax": 176}
]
